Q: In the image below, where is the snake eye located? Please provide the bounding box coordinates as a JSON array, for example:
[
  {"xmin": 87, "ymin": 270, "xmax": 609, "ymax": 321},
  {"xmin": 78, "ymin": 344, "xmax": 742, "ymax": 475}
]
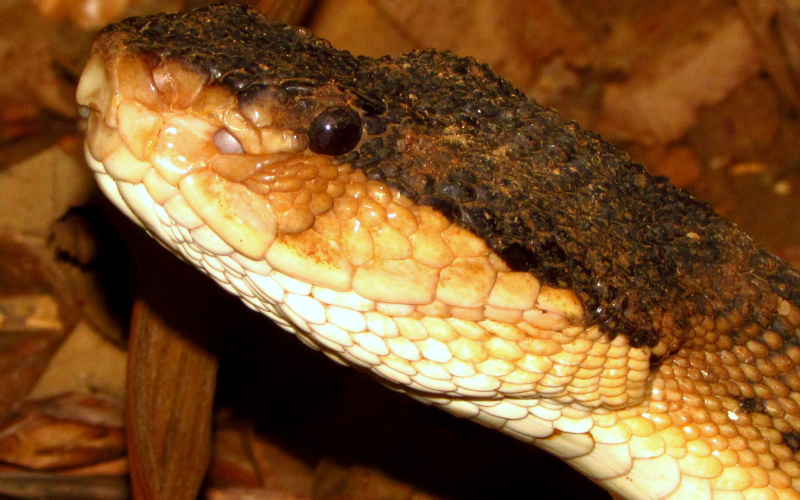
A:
[{"xmin": 309, "ymin": 106, "xmax": 362, "ymax": 156}]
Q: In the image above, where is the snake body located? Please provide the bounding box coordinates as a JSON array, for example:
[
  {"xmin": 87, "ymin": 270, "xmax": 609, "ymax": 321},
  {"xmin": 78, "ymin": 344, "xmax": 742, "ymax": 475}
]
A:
[{"xmin": 76, "ymin": 4, "xmax": 800, "ymax": 498}]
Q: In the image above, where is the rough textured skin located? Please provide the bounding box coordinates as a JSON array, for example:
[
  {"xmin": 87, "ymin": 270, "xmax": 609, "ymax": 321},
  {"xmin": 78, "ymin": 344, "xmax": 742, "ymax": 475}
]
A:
[
  {"xmin": 94, "ymin": 3, "xmax": 800, "ymax": 351},
  {"xmin": 80, "ymin": 4, "xmax": 800, "ymax": 498}
]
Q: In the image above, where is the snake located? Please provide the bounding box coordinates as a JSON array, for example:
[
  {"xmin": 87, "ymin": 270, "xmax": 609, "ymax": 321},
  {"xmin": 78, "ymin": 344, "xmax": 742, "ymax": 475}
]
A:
[{"xmin": 75, "ymin": 4, "xmax": 800, "ymax": 499}]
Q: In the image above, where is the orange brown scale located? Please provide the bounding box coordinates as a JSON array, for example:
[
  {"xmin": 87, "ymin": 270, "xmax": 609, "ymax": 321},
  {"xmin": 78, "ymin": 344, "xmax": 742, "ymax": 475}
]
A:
[{"xmin": 77, "ymin": 4, "xmax": 800, "ymax": 499}]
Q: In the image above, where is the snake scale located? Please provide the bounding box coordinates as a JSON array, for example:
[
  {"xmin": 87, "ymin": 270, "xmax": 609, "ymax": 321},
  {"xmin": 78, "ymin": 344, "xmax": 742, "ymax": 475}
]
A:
[{"xmin": 76, "ymin": 4, "xmax": 800, "ymax": 498}]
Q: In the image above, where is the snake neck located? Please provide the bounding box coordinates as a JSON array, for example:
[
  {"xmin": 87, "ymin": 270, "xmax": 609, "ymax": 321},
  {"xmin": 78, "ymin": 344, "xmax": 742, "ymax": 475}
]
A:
[
  {"xmin": 511, "ymin": 252, "xmax": 800, "ymax": 497},
  {"xmin": 595, "ymin": 241, "xmax": 800, "ymax": 496}
]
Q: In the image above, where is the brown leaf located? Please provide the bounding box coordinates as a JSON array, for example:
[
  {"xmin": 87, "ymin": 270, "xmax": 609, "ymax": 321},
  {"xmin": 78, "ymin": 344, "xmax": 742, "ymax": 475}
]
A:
[
  {"xmin": 248, "ymin": 428, "xmax": 313, "ymax": 496},
  {"xmin": 30, "ymin": 0, "xmax": 186, "ymax": 29},
  {"xmin": 29, "ymin": 321, "xmax": 127, "ymax": 401},
  {"xmin": 0, "ymin": 394, "xmax": 125, "ymax": 471},
  {"xmin": 0, "ymin": 326, "xmax": 63, "ymax": 425},
  {"xmin": 61, "ymin": 456, "xmax": 128, "ymax": 477},
  {"xmin": 207, "ymin": 422, "xmax": 314, "ymax": 499},
  {"xmin": 0, "ymin": 237, "xmax": 78, "ymax": 423},
  {"xmin": 32, "ymin": 393, "xmax": 124, "ymax": 430},
  {"xmin": 686, "ymin": 76, "xmax": 781, "ymax": 165},
  {"xmin": 0, "ymin": 0, "xmax": 89, "ymax": 118},
  {"xmin": 0, "ymin": 471, "xmax": 129, "ymax": 500},
  {"xmin": 208, "ymin": 427, "xmax": 261, "ymax": 488},
  {"xmin": 0, "ymin": 146, "xmax": 95, "ymax": 238},
  {"xmin": 206, "ymin": 486, "xmax": 305, "ymax": 500},
  {"xmin": 312, "ymin": 0, "xmax": 589, "ymax": 95},
  {"xmin": 0, "ymin": 104, "xmax": 76, "ymax": 172},
  {"xmin": 126, "ymin": 257, "xmax": 224, "ymax": 500},
  {"xmin": 383, "ymin": 0, "xmax": 588, "ymax": 88},
  {"xmin": 598, "ymin": 7, "xmax": 762, "ymax": 143},
  {"xmin": 255, "ymin": 0, "xmax": 317, "ymax": 24},
  {"xmin": 310, "ymin": 0, "xmax": 414, "ymax": 57},
  {"xmin": 313, "ymin": 461, "xmax": 444, "ymax": 500},
  {"xmin": 738, "ymin": 0, "xmax": 800, "ymax": 108}
]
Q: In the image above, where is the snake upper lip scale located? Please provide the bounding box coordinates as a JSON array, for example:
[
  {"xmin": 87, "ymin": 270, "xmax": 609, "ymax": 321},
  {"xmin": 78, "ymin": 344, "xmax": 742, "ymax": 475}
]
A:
[{"xmin": 76, "ymin": 3, "xmax": 800, "ymax": 499}]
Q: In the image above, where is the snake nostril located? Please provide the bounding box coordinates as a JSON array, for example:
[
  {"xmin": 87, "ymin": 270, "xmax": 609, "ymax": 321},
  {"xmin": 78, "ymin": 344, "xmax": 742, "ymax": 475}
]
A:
[{"xmin": 213, "ymin": 128, "xmax": 244, "ymax": 154}]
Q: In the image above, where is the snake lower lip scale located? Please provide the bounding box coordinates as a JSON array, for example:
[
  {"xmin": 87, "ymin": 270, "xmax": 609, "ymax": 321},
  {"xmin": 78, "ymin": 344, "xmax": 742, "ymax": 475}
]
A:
[{"xmin": 77, "ymin": 3, "xmax": 800, "ymax": 499}]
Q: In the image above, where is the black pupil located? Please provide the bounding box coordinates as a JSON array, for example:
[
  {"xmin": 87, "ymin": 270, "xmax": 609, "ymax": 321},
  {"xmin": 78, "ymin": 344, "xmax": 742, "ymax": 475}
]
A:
[{"xmin": 309, "ymin": 106, "xmax": 362, "ymax": 156}]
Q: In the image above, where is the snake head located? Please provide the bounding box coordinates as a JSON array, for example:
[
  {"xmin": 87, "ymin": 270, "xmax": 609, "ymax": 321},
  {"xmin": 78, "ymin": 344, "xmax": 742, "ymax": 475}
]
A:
[
  {"xmin": 77, "ymin": 4, "xmax": 647, "ymax": 408},
  {"xmin": 76, "ymin": 5, "xmax": 800, "ymax": 498},
  {"xmin": 76, "ymin": 3, "xmax": 651, "ymax": 350},
  {"xmin": 76, "ymin": 1, "xmax": 796, "ymax": 413},
  {"xmin": 75, "ymin": 8, "xmax": 381, "ymax": 265}
]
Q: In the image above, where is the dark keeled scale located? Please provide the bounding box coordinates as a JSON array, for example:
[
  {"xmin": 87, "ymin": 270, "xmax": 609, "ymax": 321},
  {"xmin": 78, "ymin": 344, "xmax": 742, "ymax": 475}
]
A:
[{"xmin": 95, "ymin": 3, "xmax": 800, "ymax": 353}]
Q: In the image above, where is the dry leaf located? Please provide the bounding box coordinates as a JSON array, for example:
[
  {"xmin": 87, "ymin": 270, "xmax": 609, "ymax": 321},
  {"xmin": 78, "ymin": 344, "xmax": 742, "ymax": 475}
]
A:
[
  {"xmin": 0, "ymin": 393, "xmax": 125, "ymax": 471},
  {"xmin": 29, "ymin": 321, "xmax": 127, "ymax": 401},
  {"xmin": 0, "ymin": 0, "xmax": 89, "ymax": 117},
  {"xmin": 209, "ymin": 427, "xmax": 261, "ymax": 488},
  {"xmin": 686, "ymin": 76, "xmax": 781, "ymax": 165},
  {"xmin": 248, "ymin": 430, "xmax": 313, "ymax": 497},
  {"xmin": 598, "ymin": 8, "xmax": 762, "ymax": 143},
  {"xmin": 0, "ymin": 104, "xmax": 76, "ymax": 171},
  {"xmin": 0, "ymin": 297, "xmax": 66, "ymax": 423},
  {"xmin": 255, "ymin": 0, "xmax": 317, "ymax": 24},
  {"xmin": 30, "ymin": 0, "xmax": 163, "ymax": 29},
  {"xmin": 314, "ymin": 460, "xmax": 444, "ymax": 500},
  {"xmin": 0, "ymin": 237, "xmax": 78, "ymax": 423},
  {"xmin": 738, "ymin": 0, "xmax": 800, "ymax": 107},
  {"xmin": 313, "ymin": 0, "xmax": 589, "ymax": 96},
  {"xmin": 0, "ymin": 471, "xmax": 129, "ymax": 500},
  {"xmin": 0, "ymin": 146, "xmax": 95, "ymax": 238},
  {"xmin": 208, "ymin": 422, "xmax": 313, "ymax": 498}
]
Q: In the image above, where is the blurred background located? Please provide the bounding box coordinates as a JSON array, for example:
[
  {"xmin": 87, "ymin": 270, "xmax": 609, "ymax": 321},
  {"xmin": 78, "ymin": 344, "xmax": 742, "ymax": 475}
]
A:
[{"xmin": 0, "ymin": 0, "xmax": 798, "ymax": 498}]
